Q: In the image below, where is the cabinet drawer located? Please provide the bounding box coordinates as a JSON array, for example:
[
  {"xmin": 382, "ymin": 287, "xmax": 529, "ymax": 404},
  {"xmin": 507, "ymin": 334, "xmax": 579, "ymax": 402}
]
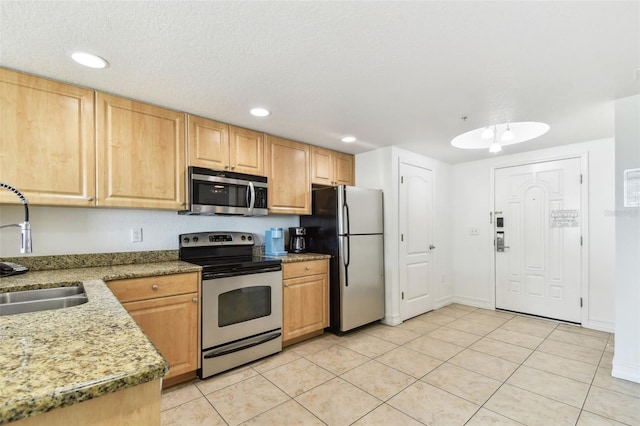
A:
[
  {"xmin": 108, "ymin": 272, "xmax": 199, "ymax": 303},
  {"xmin": 283, "ymin": 260, "xmax": 328, "ymax": 280}
]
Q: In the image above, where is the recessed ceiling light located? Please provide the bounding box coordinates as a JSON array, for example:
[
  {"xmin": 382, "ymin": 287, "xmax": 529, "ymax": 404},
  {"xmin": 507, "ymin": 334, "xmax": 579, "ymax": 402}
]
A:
[
  {"xmin": 71, "ymin": 52, "xmax": 109, "ymax": 69},
  {"xmin": 250, "ymin": 108, "xmax": 270, "ymax": 117},
  {"xmin": 341, "ymin": 136, "xmax": 356, "ymax": 143}
]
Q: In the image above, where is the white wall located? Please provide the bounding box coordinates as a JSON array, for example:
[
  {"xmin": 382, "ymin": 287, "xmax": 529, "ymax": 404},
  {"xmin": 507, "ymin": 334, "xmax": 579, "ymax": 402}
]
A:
[
  {"xmin": 356, "ymin": 146, "xmax": 453, "ymax": 325},
  {"xmin": 0, "ymin": 205, "xmax": 298, "ymax": 257},
  {"xmin": 613, "ymin": 95, "xmax": 640, "ymax": 383},
  {"xmin": 451, "ymin": 138, "xmax": 616, "ymax": 332}
]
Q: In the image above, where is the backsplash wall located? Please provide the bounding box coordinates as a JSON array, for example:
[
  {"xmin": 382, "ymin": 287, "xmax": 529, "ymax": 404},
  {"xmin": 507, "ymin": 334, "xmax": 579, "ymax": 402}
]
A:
[{"xmin": 0, "ymin": 205, "xmax": 299, "ymax": 257}]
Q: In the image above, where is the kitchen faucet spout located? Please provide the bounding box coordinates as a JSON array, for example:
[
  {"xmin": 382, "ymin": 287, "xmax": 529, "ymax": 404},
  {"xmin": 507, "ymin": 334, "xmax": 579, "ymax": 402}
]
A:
[{"xmin": 0, "ymin": 183, "xmax": 32, "ymax": 253}]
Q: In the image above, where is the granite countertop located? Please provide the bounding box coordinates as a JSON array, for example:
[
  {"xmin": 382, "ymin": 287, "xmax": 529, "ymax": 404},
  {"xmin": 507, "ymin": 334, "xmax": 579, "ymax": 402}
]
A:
[
  {"xmin": 0, "ymin": 259, "xmax": 201, "ymax": 425},
  {"xmin": 266, "ymin": 252, "xmax": 332, "ymax": 263}
]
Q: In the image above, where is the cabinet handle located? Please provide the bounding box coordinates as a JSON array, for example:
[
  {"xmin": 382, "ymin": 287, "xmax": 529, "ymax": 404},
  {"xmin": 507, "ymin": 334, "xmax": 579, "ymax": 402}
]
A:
[
  {"xmin": 152, "ymin": 285, "xmax": 159, "ymax": 290},
  {"xmin": 87, "ymin": 196, "xmax": 94, "ymax": 201},
  {"xmin": 192, "ymin": 297, "xmax": 198, "ymax": 303}
]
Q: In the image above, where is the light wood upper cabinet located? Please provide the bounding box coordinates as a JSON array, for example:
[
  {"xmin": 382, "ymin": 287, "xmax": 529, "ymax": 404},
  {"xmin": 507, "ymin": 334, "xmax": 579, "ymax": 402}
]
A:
[
  {"xmin": 265, "ymin": 135, "xmax": 311, "ymax": 214},
  {"xmin": 96, "ymin": 93, "xmax": 186, "ymax": 209},
  {"xmin": 311, "ymin": 146, "xmax": 355, "ymax": 186},
  {"xmin": 0, "ymin": 68, "xmax": 96, "ymax": 206},
  {"xmin": 188, "ymin": 115, "xmax": 265, "ymax": 176}
]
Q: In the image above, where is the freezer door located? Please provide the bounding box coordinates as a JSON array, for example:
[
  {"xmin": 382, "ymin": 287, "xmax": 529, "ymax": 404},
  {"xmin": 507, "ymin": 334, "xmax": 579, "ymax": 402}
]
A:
[
  {"xmin": 339, "ymin": 234, "xmax": 385, "ymax": 332},
  {"xmin": 338, "ymin": 186, "xmax": 383, "ymax": 235}
]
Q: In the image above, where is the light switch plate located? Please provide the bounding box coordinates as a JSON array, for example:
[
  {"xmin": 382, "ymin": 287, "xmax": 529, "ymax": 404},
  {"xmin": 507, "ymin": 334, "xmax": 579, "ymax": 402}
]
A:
[{"xmin": 131, "ymin": 228, "xmax": 143, "ymax": 243}]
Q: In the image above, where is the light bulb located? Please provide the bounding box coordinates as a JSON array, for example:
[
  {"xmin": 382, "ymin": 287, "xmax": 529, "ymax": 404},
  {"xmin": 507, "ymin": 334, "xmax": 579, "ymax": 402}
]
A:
[
  {"xmin": 489, "ymin": 141, "xmax": 502, "ymax": 153},
  {"xmin": 501, "ymin": 124, "xmax": 515, "ymax": 142},
  {"xmin": 481, "ymin": 127, "xmax": 494, "ymax": 139},
  {"xmin": 250, "ymin": 108, "xmax": 270, "ymax": 117}
]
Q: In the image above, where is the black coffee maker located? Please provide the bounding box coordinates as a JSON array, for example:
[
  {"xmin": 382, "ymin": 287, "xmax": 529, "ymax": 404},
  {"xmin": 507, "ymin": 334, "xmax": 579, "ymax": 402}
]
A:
[{"xmin": 288, "ymin": 227, "xmax": 307, "ymax": 253}]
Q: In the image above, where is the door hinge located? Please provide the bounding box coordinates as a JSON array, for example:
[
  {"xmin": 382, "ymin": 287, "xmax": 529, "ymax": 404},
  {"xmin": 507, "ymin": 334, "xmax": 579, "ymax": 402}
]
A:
[
  {"xmin": 402, "ymin": 292, "xmax": 405, "ymax": 300},
  {"xmin": 401, "ymin": 234, "xmax": 404, "ymax": 242},
  {"xmin": 580, "ymin": 297, "xmax": 583, "ymax": 307},
  {"xmin": 580, "ymin": 174, "xmax": 583, "ymax": 184},
  {"xmin": 580, "ymin": 236, "xmax": 583, "ymax": 246},
  {"xmin": 401, "ymin": 176, "xmax": 404, "ymax": 184}
]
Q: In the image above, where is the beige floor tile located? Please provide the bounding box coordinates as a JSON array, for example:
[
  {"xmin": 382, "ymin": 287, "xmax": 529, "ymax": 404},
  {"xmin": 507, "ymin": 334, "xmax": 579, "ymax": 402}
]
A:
[
  {"xmin": 205, "ymin": 375, "xmax": 289, "ymax": 426},
  {"xmin": 195, "ymin": 365, "xmax": 258, "ymax": 395},
  {"xmin": 262, "ymin": 357, "xmax": 335, "ymax": 397},
  {"xmin": 387, "ymin": 381, "xmax": 479, "ymax": 425},
  {"xmin": 341, "ymin": 360, "xmax": 415, "ymax": 401},
  {"xmin": 351, "ymin": 403, "xmax": 423, "ymax": 425},
  {"xmin": 448, "ymin": 303, "xmax": 478, "ymax": 312},
  {"xmin": 523, "ymin": 351, "xmax": 597, "ymax": 384},
  {"xmin": 547, "ymin": 329, "xmax": 608, "ymax": 351},
  {"xmin": 507, "ymin": 365, "xmax": 590, "ymax": 408},
  {"xmin": 363, "ymin": 323, "xmax": 421, "ymax": 345},
  {"xmin": 288, "ymin": 333, "xmax": 341, "ymax": 357},
  {"xmin": 486, "ymin": 327, "xmax": 545, "ymax": 349},
  {"xmin": 427, "ymin": 326, "xmax": 481, "ymax": 347},
  {"xmin": 446, "ymin": 317, "xmax": 504, "ymax": 336},
  {"xmin": 404, "ymin": 335, "xmax": 465, "ymax": 360},
  {"xmin": 306, "ymin": 344, "xmax": 370, "ymax": 375},
  {"xmin": 465, "ymin": 408, "xmax": 524, "ymax": 425},
  {"xmin": 600, "ymin": 350, "xmax": 614, "ymax": 369},
  {"xmin": 338, "ymin": 333, "xmax": 398, "ymax": 357},
  {"xmin": 422, "ymin": 363, "xmax": 502, "ymax": 405},
  {"xmin": 469, "ymin": 337, "xmax": 533, "ymax": 364},
  {"xmin": 414, "ymin": 311, "xmax": 457, "ymax": 325},
  {"xmin": 448, "ymin": 349, "xmax": 519, "ymax": 381},
  {"xmin": 556, "ymin": 323, "xmax": 611, "ymax": 340},
  {"xmin": 434, "ymin": 305, "xmax": 470, "ymax": 318},
  {"xmin": 593, "ymin": 366, "xmax": 640, "ymax": 398},
  {"xmin": 461, "ymin": 311, "xmax": 511, "ymax": 327},
  {"xmin": 396, "ymin": 318, "xmax": 442, "ymax": 334},
  {"xmin": 375, "ymin": 346, "xmax": 443, "ymax": 378},
  {"xmin": 577, "ymin": 410, "xmax": 628, "ymax": 426},
  {"xmin": 161, "ymin": 397, "xmax": 226, "ymax": 426},
  {"xmin": 250, "ymin": 348, "xmax": 301, "ymax": 373},
  {"xmin": 499, "ymin": 316, "xmax": 557, "ymax": 338},
  {"xmin": 161, "ymin": 381, "xmax": 203, "ymax": 411},
  {"xmin": 484, "ymin": 384, "xmax": 580, "ymax": 426},
  {"xmin": 473, "ymin": 309, "xmax": 516, "ymax": 320},
  {"xmin": 239, "ymin": 399, "xmax": 324, "ymax": 425},
  {"xmin": 296, "ymin": 377, "xmax": 381, "ymax": 426},
  {"xmin": 583, "ymin": 386, "xmax": 640, "ymax": 425},
  {"xmin": 537, "ymin": 338, "xmax": 604, "ymax": 365}
]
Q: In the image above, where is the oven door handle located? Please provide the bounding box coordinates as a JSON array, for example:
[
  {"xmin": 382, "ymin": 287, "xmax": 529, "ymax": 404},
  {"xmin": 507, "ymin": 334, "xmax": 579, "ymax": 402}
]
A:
[{"xmin": 203, "ymin": 331, "xmax": 282, "ymax": 359}]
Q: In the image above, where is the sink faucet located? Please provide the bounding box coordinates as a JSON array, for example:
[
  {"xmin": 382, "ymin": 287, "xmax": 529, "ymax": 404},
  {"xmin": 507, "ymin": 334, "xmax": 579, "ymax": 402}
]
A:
[{"xmin": 0, "ymin": 183, "xmax": 32, "ymax": 253}]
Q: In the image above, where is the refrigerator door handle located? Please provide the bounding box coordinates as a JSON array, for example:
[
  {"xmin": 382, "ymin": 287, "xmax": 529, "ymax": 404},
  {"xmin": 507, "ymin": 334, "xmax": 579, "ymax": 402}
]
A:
[
  {"xmin": 342, "ymin": 235, "xmax": 350, "ymax": 286},
  {"xmin": 342, "ymin": 186, "xmax": 350, "ymax": 235}
]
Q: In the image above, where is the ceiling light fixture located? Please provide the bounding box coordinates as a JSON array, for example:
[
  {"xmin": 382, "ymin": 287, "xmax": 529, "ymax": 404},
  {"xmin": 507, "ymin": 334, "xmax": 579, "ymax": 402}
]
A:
[
  {"xmin": 341, "ymin": 136, "xmax": 356, "ymax": 143},
  {"xmin": 250, "ymin": 108, "xmax": 270, "ymax": 117},
  {"xmin": 71, "ymin": 52, "xmax": 108, "ymax": 69},
  {"xmin": 451, "ymin": 121, "xmax": 549, "ymax": 154}
]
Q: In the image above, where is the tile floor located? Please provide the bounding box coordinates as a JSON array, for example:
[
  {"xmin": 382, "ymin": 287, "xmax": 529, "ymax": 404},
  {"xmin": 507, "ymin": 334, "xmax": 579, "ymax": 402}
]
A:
[{"xmin": 160, "ymin": 304, "xmax": 640, "ymax": 425}]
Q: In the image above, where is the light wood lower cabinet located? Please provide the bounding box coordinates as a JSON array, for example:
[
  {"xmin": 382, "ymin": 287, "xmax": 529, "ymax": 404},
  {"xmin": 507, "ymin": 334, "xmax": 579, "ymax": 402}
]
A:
[
  {"xmin": 282, "ymin": 260, "xmax": 329, "ymax": 344},
  {"xmin": 108, "ymin": 272, "xmax": 199, "ymax": 384}
]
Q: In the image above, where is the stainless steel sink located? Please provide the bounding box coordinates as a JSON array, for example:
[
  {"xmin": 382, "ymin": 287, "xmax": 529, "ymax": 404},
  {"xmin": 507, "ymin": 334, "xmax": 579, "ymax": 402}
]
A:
[{"xmin": 0, "ymin": 286, "xmax": 88, "ymax": 316}]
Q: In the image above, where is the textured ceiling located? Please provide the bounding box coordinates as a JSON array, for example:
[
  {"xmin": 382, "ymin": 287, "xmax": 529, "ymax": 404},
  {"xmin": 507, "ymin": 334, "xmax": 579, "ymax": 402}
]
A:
[{"xmin": 1, "ymin": 1, "xmax": 638, "ymax": 164}]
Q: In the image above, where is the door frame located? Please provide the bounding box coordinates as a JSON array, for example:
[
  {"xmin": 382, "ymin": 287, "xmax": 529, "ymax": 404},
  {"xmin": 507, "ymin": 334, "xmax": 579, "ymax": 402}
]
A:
[{"xmin": 489, "ymin": 152, "xmax": 589, "ymax": 325}]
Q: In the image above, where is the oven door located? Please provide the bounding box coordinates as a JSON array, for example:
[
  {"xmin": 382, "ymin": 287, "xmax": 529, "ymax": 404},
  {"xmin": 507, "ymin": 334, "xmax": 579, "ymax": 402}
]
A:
[{"xmin": 202, "ymin": 269, "xmax": 282, "ymax": 350}]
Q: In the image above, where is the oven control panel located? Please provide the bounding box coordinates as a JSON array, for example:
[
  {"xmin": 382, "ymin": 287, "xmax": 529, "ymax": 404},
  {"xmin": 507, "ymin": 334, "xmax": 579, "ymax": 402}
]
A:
[{"xmin": 180, "ymin": 231, "xmax": 254, "ymax": 247}]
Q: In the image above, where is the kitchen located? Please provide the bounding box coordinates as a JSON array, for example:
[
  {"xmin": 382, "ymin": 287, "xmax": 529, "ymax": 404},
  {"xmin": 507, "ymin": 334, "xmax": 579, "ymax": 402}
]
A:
[{"xmin": 1, "ymin": 1, "xmax": 639, "ymax": 425}]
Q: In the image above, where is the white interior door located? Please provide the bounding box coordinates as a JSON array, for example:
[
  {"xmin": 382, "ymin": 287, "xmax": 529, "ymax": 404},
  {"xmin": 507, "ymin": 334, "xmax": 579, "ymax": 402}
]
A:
[
  {"xmin": 495, "ymin": 158, "xmax": 582, "ymax": 323},
  {"xmin": 399, "ymin": 161, "xmax": 434, "ymax": 320}
]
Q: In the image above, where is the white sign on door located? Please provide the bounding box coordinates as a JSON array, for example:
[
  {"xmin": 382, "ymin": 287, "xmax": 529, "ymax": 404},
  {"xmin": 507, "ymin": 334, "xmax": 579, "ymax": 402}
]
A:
[{"xmin": 550, "ymin": 210, "xmax": 579, "ymax": 228}]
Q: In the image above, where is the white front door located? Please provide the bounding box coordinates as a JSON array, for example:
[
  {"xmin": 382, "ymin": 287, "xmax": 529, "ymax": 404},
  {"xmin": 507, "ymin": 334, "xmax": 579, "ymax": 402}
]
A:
[
  {"xmin": 399, "ymin": 161, "xmax": 435, "ymax": 320},
  {"xmin": 494, "ymin": 158, "xmax": 582, "ymax": 323}
]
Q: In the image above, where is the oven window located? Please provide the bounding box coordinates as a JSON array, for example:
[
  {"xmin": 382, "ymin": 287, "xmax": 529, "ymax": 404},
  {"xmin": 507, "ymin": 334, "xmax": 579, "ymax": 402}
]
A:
[
  {"xmin": 218, "ymin": 286, "xmax": 272, "ymax": 327},
  {"xmin": 195, "ymin": 182, "xmax": 248, "ymax": 208}
]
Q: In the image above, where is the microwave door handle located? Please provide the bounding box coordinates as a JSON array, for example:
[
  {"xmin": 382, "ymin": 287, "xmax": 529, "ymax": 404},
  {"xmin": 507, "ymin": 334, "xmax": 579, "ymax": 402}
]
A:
[{"xmin": 246, "ymin": 181, "xmax": 255, "ymax": 215}]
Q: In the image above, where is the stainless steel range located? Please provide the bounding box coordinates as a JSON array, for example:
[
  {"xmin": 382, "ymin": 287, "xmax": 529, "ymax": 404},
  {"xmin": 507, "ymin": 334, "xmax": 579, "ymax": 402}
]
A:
[{"xmin": 179, "ymin": 231, "xmax": 283, "ymax": 379}]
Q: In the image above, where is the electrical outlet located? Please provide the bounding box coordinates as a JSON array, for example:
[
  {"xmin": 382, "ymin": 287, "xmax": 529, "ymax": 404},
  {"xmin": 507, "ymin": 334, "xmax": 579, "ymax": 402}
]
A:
[
  {"xmin": 469, "ymin": 227, "xmax": 479, "ymax": 236},
  {"xmin": 131, "ymin": 228, "xmax": 143, "ymax": 243}
]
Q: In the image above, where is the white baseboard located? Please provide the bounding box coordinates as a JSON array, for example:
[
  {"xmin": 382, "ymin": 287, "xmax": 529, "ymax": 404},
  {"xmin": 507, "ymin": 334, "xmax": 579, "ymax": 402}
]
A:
[
  {"xmin": 584, "ymin": 319, "xmax": 615, "ymax": 333},
  {"xmin": 612, "ymin": 358, "xmax": 640, "ymax": 384},
  {"xmin": 452, "ymin": 296, "xmax": 493, "ymax": 310},
  {"xmin": 382, "ymin": 314, "xmax": 402, "ymax": 326},
  {"xmin": 435, "ymin": 296, "xmax": 453, "ymax": 309}
]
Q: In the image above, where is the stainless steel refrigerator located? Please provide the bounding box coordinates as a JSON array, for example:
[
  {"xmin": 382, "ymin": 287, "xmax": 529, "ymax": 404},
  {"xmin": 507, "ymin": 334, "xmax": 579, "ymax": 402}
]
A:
[{"xmin": 300, "ymin": 186, "xmax": 384, "ymax": 333}]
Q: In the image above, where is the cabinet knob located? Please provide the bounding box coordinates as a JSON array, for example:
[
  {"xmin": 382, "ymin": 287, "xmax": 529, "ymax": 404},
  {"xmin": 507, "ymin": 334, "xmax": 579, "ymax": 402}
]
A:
[
  {"xmin": 231, "ymin": 165, "xmax": 236, "ymax": 170},
  {"xmin": 152, "ymin": 284, "xmax": 159, "ymax": 290},
  {"xmin": 225, "ymin": 164, "xmax": 230, "ymax": 169},
  {"xmin": 87, "ymin": 196, "xmax": 94, "ymax": 201},
  {"xmin": 192, "ymin": 297, "xmax": 198, "ymax": 303},
  {"xmin": 305, "ymin": 266, "xmax": 311, "ymax": 271},
  {"xmin": 179, "ymin": 201, "xmax": 185, "ymax": 206},
  {"xmin": 284, "ymin": 283, "xmax": 289, "ymax": 287}
]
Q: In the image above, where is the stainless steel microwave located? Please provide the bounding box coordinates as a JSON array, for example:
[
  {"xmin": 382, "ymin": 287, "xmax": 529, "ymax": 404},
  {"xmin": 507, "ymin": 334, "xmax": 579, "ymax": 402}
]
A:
[{"xmin": 181, "ymin": 167, "xmax": 268, "ymax": 216}]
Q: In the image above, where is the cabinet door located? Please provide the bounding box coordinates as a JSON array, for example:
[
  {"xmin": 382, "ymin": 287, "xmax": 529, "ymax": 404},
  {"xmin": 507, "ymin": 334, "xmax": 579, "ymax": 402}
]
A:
[
  {"xmin": 311, "ymin": 146, "xmax": 334, "ymax": 186},
  {"xmin": 229, "ymin": 126, "xmax": 265, "ymax": 176},
  {"xmin": 283, "ymin": 273, "xmax": 328, "ymax": 342},
  {"xmin": 334, "ymin": 152, "xmax": 355, "ymax": 186},
  {"xmin": 124, "ymin": 293, "xmax": 198, "ymax": 380},
  {"xmin": 96, "ymin": 93, "xmax": 185, "ymax": 209},
  {"xmin": 0, "ymin": 68, "xmax": 96, "ymax": 206},
  {"xmin": 265, "ymin": 135, "xmax": 310, "ymax": 214},
  {"xmin": 187, "ymin": 115, "xmax": 229, "ymax": 170}
]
